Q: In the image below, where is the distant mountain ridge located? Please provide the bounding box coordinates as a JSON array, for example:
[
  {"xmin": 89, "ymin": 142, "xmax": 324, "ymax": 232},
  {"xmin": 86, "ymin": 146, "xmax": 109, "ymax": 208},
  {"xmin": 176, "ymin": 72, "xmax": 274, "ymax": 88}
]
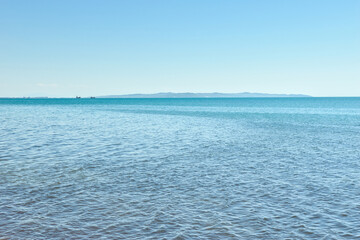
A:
[{"xmin": 97, "ymin": 92, "xmax": 311, "ymax": 98}]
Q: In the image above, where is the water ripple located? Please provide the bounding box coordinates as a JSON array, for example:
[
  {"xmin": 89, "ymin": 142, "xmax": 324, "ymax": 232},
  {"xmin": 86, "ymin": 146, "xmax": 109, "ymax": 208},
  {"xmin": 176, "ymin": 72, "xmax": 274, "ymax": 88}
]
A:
[{"xmin": 1, "ymin": 99, "xmax": 360, "ymax": 239}]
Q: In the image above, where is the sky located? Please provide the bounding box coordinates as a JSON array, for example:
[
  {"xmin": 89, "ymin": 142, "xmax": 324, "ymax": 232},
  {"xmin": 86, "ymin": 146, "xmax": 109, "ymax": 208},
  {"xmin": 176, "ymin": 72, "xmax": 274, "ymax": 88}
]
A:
[{"xmin": 0, "ymin": 0, "xmax": 359, "ymax": 97}]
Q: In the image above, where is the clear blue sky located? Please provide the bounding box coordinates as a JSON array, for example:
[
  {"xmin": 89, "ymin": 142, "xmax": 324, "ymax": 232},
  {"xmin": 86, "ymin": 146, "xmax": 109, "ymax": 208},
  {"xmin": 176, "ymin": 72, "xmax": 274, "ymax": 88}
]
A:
[{"xmin": 0, "ymin": 0, "xmax": 359, "ymax": 97}]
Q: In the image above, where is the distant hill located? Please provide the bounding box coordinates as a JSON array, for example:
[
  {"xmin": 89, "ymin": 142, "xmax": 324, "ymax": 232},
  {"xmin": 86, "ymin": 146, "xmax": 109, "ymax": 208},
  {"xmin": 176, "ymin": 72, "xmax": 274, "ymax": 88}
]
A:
[{"xmin": 97, "ymin": 92, "xmax": 311, "ymax": 98}]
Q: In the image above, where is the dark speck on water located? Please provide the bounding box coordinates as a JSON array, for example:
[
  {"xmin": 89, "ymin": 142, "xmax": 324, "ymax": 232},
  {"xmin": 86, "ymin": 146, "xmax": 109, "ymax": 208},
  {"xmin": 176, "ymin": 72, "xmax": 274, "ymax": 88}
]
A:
[{"xmin": 1, "ymin": 98, "xmax": 360, "ymax": 239}]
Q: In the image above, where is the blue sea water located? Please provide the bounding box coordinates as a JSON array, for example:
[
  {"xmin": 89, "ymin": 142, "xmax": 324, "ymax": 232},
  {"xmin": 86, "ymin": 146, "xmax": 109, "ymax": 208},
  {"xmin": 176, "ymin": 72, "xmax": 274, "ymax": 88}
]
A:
[{"xmin": 0, "ymin": 98, "xmax": 360, "ymax": 239}]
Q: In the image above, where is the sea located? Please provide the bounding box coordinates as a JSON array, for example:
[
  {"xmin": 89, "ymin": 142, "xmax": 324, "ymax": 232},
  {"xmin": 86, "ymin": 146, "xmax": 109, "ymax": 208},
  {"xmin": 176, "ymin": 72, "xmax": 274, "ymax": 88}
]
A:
[{"xmin": 0, "ymin": 97, "xmax": 359, "ymax": 239}]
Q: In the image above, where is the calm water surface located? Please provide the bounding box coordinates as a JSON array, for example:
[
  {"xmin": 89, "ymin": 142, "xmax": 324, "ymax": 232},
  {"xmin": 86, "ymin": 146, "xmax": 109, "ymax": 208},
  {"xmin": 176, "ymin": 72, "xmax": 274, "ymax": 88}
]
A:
[{"xmin": 1, "ymin": 98, "xmax": 360, "ymax": 239}]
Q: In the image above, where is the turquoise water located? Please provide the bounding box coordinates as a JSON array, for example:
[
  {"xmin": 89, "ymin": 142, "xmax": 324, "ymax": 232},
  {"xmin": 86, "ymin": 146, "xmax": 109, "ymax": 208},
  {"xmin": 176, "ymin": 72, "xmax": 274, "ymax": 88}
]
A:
[{"xmin": 1, "ymin": 98, "xmax": 360, "ymax": 239}]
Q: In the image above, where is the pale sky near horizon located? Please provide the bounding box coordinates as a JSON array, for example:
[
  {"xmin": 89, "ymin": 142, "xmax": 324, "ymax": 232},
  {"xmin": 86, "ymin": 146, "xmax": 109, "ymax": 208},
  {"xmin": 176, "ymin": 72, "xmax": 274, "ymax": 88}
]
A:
[{"xmin": 0, "ymin": 0, "xmax": 359, "ymax": 97}]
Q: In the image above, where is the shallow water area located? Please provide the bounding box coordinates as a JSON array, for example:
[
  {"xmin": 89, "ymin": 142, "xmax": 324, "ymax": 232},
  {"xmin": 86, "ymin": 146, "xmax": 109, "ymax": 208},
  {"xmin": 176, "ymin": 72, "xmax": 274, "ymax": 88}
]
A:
[{"xmin": 1, "ymin": 98, "xmax": 360, "ymax": 239}]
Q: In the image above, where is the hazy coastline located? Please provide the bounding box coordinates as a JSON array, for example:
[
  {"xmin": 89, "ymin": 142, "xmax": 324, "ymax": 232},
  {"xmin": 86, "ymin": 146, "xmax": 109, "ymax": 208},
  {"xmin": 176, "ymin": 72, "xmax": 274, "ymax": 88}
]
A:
[{"xmin": 1, "ymin": 92, "xmax": 312, "ymax": 99}]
